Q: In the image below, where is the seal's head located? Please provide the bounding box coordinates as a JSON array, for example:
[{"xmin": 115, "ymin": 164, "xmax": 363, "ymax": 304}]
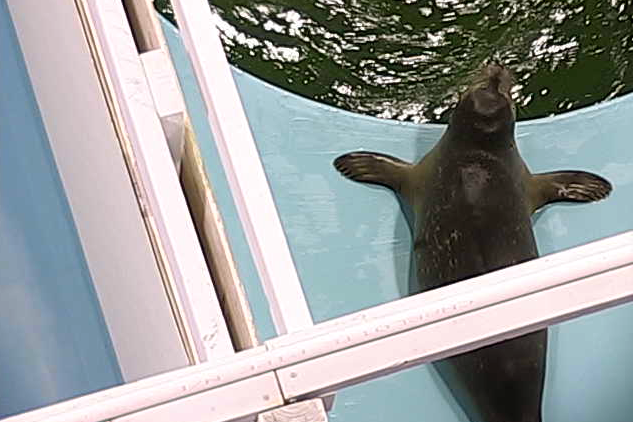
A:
[{"xmin": 450, "ymin": 63, "xmax": 516, "ymax": 140}]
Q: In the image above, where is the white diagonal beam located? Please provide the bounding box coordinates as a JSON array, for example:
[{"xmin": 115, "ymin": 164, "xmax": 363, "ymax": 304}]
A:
[
  {"xmin": 169, "ymin": 0, "xmax": 314, "ymax": 335},
  {"xmin": 82, "ymin": 0, "xmax": 233, "ymax": 362},
  {"xmin": 123, "ymin": 0, "xmax": 260, "ymax": 349}
]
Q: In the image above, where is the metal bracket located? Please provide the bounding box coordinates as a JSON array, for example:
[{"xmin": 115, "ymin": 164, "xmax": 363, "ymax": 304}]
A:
[{"xmin": 257, "ymin": 399, "xmax": 328, "ymax": 422}]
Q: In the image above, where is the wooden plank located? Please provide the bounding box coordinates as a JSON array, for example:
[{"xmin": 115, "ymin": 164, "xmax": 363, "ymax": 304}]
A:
[
  {"xmin": 124, "ymin": 0, "xmax": 259, "ymax": 350},
  {"xmin": 181, "ymin": 121, "xmax": 260, "ymax": 349},
  {"xmin": 78, "ymin": 0, "xmax": 234, "ymax": 362},
  {"xmin": 170, "ymin": 0, "xmax": 314, "ymax": 335},
  {"xmin": 121, "ymin": 0, "xmax": 161, "ymax": 52}
]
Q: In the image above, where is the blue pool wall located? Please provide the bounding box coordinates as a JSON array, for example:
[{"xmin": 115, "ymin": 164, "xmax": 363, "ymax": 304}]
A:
[
  {"xmin": 0, "ymin": 2, "xmax": 122, "ymax": 417},
  {"xmin": 163, "ymin": 18, "xmax": 633, "ymax": 422}
]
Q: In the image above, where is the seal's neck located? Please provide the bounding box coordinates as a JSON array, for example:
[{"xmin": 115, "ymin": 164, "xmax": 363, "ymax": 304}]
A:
[{"xmin": 444, "ymin": 116, "xmax": 517, "ymax": 153}]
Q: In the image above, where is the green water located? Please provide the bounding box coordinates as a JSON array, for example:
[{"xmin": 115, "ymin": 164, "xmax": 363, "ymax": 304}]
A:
[{"xmin": 157, "ymin": 1, "xmax": 632, "ymax": 123}]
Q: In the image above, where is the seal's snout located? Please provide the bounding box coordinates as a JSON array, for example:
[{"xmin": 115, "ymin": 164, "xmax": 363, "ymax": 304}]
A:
[
  {"xmin": 451, "ymin": 62, "xmax": 516, "ymax": 136},
  {"xmin": 480, "ymin": 63, "xmax": 513, "ymax": 96},
  {"xmin": 466, "ymin": 63, "xmax": 515, "ymax": 118}
]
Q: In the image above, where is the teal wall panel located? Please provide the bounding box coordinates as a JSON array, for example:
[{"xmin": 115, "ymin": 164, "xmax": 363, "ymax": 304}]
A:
[
  {"xmin": 0, "ymin": 2, "xmax": 122, "ymax": 416},
  {"xmin": 163, "ymin": 18, "xmax": 633, "ymax": 422}
]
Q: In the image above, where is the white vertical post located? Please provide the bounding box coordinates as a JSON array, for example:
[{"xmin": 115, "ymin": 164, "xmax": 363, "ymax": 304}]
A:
[
  {"xmin": 122, "ymin": 0, "xmax": 260, "ymax": 349},
  {"xmin": 6, "ymin": 0, "xmax": 191, "ymax": 381},
  {"xmin": 169, "ymin": 0, "xmax": 314, "ymax": 334},
  {"xmin": 140, "ymin": 49, "xmax": 186, "ymax": 173},
  {"xmin": 83, "ymin": 0, "xmax": 234, "ymax": 362}
]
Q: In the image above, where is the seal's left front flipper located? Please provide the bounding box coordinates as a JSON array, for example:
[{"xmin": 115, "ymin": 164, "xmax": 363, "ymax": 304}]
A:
[
  {"xmin": 529, "ymin": 171, "xmax": 612, "ymax": 212},
  {"xmin": 333, "ymin": 151, "xmax": 413, "ymax": 195}
]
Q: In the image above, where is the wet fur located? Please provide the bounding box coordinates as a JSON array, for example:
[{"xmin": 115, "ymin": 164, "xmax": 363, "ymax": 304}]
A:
[{"xmin": 334, "ymin": 64, "xmax": 611, "ymax": 422}]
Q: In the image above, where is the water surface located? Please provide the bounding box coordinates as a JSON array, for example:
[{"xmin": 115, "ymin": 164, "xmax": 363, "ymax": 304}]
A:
[{"xmin": 157, "ymin": 0, "xmax": 633, "ymax": 122}]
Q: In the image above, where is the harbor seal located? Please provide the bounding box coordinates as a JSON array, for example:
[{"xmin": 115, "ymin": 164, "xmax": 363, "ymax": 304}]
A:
[{"xmin": 333, "ymin": 63, "xmax": 612, "ymax": 422}]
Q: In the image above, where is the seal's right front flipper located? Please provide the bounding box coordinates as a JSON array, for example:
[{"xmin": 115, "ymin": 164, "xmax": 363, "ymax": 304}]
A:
[
  {"xmin": 333, "ymin": 151, "xmax": 413, "ymax": 195},
  {"xmin": 529, "ymin": 170, "xmax": 613, "ymax": 212}
]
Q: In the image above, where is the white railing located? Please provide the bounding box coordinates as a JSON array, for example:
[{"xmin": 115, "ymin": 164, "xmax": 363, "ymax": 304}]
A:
[
  {"xmin": 169, "ymin": 0, "xmax": 315, "ymax": 335},
  {"xmin": 80, "ymin": 0, "xmax": 234, "ymax": 363},
  {"xmin": 3, "ymin": 0, "xmax": 632, "ymax": 421},
  {"xmin": 5, "ymin": 232, "xmax": 633, "ymax": 422}
]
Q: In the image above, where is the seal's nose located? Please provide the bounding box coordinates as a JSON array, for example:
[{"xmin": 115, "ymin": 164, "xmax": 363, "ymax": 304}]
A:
[
  {"xmin": 479, "ymin": 63, "xmax": 513, "ymax": 96},
  {"xmin": 485, "ymin": 62, "xmax": 505, "ymax": 74},
  {"xmin": 452, "ymin": 62, "xmax": 515, "ymax": 132},
  {"xmin": 468, "ymin": 64, "xmax": 513, "ymax": 117},
  {"xmin": 483, "ymin": 64, "xmax": 505, "ymax": 90}
]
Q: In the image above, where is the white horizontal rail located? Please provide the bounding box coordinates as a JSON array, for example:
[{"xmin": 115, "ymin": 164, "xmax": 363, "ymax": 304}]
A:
[
  {"xmin": 115, "ymin": 373, "xmax": 283, "ymax": 422},
  {"xmin": 5, "ymin": 231, "xmax": 632, "ymax": 422},
  {"xmin": 1, "ymin": 346, "xmax": 271, "ymax": 422},
  {"xmin": 84, "ymin": 0, "xmax": 233, "ymax": 362},
  {"xmin": 169, "ymin": 0, "xmax": 313, "ymax": 334},
  {"xmin": 277, "ymin": 262, "xmax": 633, "ymax": 399},
  {"xmin": 267, "ymin": 230, "xmax": 633, "ymax": 349}
]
